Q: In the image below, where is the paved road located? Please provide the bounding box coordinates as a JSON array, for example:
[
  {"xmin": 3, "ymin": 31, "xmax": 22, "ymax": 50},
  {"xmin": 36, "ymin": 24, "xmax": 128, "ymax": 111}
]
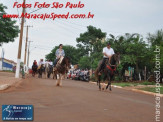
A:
[{"xmin": 0, "ymin": 77, "xmax": 162, "ymax": 122}]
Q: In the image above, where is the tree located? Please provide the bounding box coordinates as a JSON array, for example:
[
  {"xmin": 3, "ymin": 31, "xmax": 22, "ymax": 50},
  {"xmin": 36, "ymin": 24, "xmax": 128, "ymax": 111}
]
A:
[
  {"xmin": 76, "ymin": 25, "xmax": 106, "ymax": 55},
  {"xmin": 78, "ymin": 56, "xmax": 91, "ymax": 69},
  {"xmin": 0, "ymin": 3, "xmax": 19, "ymax": 46},
  {"xmin": 76, "ymin": 25, "xmax": 106, "ymax": 69},
  {"xmin": 147, "ymin": 29, "xmax": 163, "ymax": 76}
]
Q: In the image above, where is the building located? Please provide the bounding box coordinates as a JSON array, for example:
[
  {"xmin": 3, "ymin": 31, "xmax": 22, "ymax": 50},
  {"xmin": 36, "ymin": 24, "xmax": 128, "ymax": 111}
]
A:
[{"xmin": 0, "ymin": 58, "xmax": 17, "ymax": 71}]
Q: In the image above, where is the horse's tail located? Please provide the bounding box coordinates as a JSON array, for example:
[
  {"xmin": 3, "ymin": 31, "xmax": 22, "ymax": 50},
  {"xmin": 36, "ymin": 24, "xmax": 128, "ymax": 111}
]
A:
[
  {"xmin": 94, "ymin": 68, "xmax": 100, "ymax": 85},
  {"xmin": 94, "ymin": 68, "xmax": 99, "ymax": 79}
]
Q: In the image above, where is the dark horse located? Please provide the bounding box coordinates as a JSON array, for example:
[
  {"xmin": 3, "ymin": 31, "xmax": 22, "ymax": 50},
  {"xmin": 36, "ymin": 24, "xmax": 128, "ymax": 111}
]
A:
[
  {"xmin": 95, "ymin": 53, "xmax": 120, "ymax": 91},
  {"xmin": 38, "ymin": 64, "xmax": 45, "ymax": 78},
  {"xmin": 53, "ymin": 56, "xmax": 70, "ymax": 86},
  {"xmin": 32, "ymin": 64, "xmax": 38, "ymax": 77}
]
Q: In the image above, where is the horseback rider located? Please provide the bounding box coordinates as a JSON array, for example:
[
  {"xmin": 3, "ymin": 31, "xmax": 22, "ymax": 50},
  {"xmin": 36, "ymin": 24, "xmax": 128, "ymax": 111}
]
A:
[
  {"xmin": 32, "ymin": 60, "xmax": 38, "ymax": 70},
  {"xmin": 38, "ymin": 59, "xmax": 44, "ymax": 69},
  {"xmin": 98, "ymin": 43, "xmax": 115, "ymax": 75},
  {"xmin": 54, "ymin": 44, "xmax": 65, "ymax": 67},
  {"xmin": 33, "ymin": 60, "xmax": 37, "ymax": 66},
  {"xmin": 49, "ymin": 60, "xmax": 53, "ymax": 66}
]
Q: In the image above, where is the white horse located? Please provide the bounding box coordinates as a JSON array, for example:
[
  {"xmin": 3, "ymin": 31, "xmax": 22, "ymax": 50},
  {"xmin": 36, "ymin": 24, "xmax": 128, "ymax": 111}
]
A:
[
  {"xmin": 45, "ymin": 62, "xmax": 53, "ymax": 79},
  {"xmin": 53, "ymin": 56, "xmax": 70, "ymax": 86}
]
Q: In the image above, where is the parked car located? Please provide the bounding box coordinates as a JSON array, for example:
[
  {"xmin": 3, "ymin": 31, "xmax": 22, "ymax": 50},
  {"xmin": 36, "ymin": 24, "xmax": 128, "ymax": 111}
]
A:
[{"xmin": 78, "ymin": 72, "xmax": 90, "ymax": 82}]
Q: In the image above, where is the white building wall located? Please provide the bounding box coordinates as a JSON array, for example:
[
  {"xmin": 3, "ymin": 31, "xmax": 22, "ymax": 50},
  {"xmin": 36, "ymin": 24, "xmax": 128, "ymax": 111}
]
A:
[{"xmin": 0, "ymin": 60, "xmax": 2, "ymax": 71}]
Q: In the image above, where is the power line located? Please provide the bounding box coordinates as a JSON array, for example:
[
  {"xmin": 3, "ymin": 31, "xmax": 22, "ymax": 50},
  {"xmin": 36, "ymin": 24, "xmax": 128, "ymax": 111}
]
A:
[
  {"xmin": 29, "ymin": 8, "xmax": 43, "ymax": 14},
  {"xmin": 51, "ymin": 20, "xmax": 79, "ymax": 35},
  {"xmin": 59, "ymin": 19, "xmax": 148, "ymax": 36},
  {"xmin": 60, "ymin": 19, "xmax": 87, "ymax": 28},
  {"xmin": 55, "ymin": 20, "xmax": 85, "ymax": 32}
]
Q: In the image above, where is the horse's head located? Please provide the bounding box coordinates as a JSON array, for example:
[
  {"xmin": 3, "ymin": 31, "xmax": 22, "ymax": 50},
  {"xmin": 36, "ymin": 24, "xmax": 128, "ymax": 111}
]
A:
[
  {"xmin": 109, "ymin": 53, "xmax": 120, "ymax": 66},
  {"xmin": 65, "ymin": 57, "xmax": 71, "ymax": 69},
  {"xmin": 41, "ymin": 64, "xmax": 45, "ymax": 70},
  {"xmin": 61, "ymin": 57, "xmax": 71, "ymax": 69}
]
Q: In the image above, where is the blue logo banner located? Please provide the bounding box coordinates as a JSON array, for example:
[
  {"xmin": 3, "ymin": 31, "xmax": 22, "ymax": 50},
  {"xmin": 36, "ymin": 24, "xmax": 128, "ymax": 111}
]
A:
[{"xmin": 2, "ymin": 105, "xmax": 33, "ymax": 121}]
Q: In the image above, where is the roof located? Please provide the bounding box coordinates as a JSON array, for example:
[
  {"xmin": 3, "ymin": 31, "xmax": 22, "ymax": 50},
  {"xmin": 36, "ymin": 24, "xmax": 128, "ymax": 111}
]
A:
[{"xmin": 0, "ymin": 58, "xmax": 17, "ymax": 64}]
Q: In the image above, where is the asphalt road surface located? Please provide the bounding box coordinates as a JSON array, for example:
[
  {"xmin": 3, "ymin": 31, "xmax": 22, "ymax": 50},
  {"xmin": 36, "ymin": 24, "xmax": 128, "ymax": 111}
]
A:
[{"xmin": 0, "ymin": 77, "xmax": 162, "ymax": 122}]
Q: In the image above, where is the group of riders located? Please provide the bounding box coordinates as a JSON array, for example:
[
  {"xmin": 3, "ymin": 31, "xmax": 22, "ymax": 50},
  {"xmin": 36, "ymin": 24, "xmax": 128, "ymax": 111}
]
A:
[
  {"xmin": 31, "ymin": 42, "xmax": 118, "ymax": 90},
  {"xmin": 32, "ymin": 43, "xmax": 116, "ymax": 77}
]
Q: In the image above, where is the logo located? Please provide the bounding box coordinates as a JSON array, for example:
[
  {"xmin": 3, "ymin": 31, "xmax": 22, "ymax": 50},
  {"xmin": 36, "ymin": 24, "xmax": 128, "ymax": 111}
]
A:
[{"xmin": 2, "ymin": 105, "xmax": 33, "ymax": 121}]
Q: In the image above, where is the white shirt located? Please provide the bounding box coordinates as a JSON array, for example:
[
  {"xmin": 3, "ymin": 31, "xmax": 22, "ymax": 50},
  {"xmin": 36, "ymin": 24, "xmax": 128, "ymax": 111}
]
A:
[
  {"xmin": 49, "ymin": 61, "xmax": 53, "ymax": 65},
  {"xmin": 103, "ymin": 47, "xmax": 115, "ymax": 58},
  {"xmin": 39, "ymin": 61, "xmax": 44, "ymax": 65}
]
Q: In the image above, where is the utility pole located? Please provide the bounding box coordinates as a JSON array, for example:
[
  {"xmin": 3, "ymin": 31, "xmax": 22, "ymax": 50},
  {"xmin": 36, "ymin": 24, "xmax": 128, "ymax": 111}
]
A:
[
  {"xmin": 27, "ymin": 41, "xmax": 33, "ymax": 72},
  {"xmin": 15, "ymin": 0, "xmax": 26, "ymax": 78},
  {"xmin": 24, "ymin": 25, "xmax": 32, "ymax": 73},
  {"xmin": 24, "ymin": 26, "xmax": 28, "ymax": 65}
]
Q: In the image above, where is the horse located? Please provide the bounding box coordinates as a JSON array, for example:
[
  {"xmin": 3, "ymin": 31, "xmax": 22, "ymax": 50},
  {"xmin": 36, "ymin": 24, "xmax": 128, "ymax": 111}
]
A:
[
  {"xmin": 38, "ymin": 64, "xmax": 45, "ymax": 78},
  {"xmin": 32, "ymin": 64, "xmax": 38, "ymax": 77},
  {"xmin": 53, "ymin": 56, "xmax": 70, "ymax": 86},
  {"xmin": 95, "ymin": 53, "xmax": 120, "ymax": 91},
  {"xmin": 45, "ymin": 63, "xmax": 53, "ymax": 78}
]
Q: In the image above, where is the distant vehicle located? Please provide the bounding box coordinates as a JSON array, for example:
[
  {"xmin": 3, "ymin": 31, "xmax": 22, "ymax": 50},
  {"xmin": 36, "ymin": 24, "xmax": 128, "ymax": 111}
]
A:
[
  {"xmin": 78, "ymin": 72, "xmax": 90, "ymax": 82},
  {"xmin": 67, "ymin": 72, "xmax": 71, "ymax": 79},
  {"xmin": 71, "ymin": 73, "xmax": 76, "ymax": 80}
]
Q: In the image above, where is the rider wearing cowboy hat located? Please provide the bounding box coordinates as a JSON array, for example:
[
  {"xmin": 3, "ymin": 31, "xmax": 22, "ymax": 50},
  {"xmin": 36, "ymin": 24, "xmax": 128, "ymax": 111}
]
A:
[{"xmin": 98, "ymin": 43, "xmax": 115, "ymax": 75}]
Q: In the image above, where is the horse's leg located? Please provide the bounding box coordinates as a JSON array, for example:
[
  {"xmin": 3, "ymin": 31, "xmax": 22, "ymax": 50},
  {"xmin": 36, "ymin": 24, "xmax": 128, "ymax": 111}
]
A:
[
  {"xmin": 40, "ymin": 71, "xmax": 42, "ymax": 78},
  {"xmin": 109, "ymin": 75, "xmax": 113, "ymax": 91},
  {"xmin": 106, "ymin": 75, "xmax": 112, "ymax": 91},
  {"xmin": 38, "ymin": 70, "xmax": 40, "ymax": 78},
  {"xmin": 53, "ymin": 71, "xmax": 55, "ymax": 79},
  {"xmin": 98, "ymin": 76, "xmax": 101, "ymax": 90},
  {"xmin": 59, "ymin": 74, "xmax": 62, "ymax": 86},
  {"xmin": 60, "ymin": 74, "xmax": 63, "ymax": 86},
  {"xmin": 56, "ymin": 74, "xmax": 60, "ymax": 86},
  {"xmin": 44, "ymin": 67, "xmax": 47, "ymax": 79},
  {"xmin": 106, "ymin": 74, "xmax": 110, "ymax": 90}
]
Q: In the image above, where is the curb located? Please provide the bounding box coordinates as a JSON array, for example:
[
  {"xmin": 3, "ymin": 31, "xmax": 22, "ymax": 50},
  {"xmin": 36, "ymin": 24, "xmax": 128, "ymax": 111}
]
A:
[
  {"xmin": 132, "ymin": 89, "xmax": 163, "ymax": 97},
  {"xmin": 89, "ymin": 81, "xmax": 163, "ymax": 97},
  {"xmin": 89, "ymin": 81, "xmax": 122, "ymax": 88},
  {"xmin": 0, "ymin": 84, "xmax": 11, "ymax": 91}
]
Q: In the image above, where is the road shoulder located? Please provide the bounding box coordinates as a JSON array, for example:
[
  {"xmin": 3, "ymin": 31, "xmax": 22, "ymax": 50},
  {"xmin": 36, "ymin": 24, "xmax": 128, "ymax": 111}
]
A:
[{"xmin": 89, "ymin": 81, "xmax": 163, "ymax": 97}]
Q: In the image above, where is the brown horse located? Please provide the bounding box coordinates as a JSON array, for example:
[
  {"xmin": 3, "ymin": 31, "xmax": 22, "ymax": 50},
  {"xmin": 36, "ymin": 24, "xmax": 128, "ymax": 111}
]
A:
[
  {"xmin": 95, "ymin": 53, "xmax": 120, "ymax": 91},
  {"xmin": 53, "ymin": 56, "xmax": 70, "ymax": 86}
]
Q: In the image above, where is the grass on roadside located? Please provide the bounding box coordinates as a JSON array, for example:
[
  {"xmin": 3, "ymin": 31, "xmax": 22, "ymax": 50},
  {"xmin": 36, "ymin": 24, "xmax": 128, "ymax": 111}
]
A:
[
  {"xmin": 112, "ymin": 83, "xmax": 135, "ymax": 87},
  {"xmin": 0, "ymin": 70, "xmax": 14, "ymax": 73},
  {"xmin": 138, "ymin": 87, "xmax": 163, "ymax": 94},
  {"xmin": 112, "ymin": 81, "xmax": 162, "ymax": 87}
]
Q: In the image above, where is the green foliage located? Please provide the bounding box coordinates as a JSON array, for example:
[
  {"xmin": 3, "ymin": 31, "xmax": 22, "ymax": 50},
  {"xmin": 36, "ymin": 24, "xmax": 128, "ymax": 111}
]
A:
[
  {"xmin": 147, "ymin": 29, "xmax": 163, "ymax": 74},
  {"xmin": 78, "ymin": 56, "xmax": 91, "ymax": 69},
  {"xmin": 76, "ymin": 25, "xmax": 106, "ymax": 69},
  {"xmin": 0, "ymin": 3, "xmax": 19, "ymax": 46}
]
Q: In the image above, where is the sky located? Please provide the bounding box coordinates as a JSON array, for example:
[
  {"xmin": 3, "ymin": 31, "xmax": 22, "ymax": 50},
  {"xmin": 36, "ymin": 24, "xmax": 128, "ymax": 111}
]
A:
[{"xmin": 0, "ymin": 0, "xmax": 163, "ymax": 67}]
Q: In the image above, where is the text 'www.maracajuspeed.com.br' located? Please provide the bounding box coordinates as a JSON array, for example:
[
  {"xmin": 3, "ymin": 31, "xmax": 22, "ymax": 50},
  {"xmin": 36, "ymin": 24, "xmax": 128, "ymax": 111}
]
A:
[{"xmin": 2, "ymin": 12, "xmax": 94, "ymax": 20}]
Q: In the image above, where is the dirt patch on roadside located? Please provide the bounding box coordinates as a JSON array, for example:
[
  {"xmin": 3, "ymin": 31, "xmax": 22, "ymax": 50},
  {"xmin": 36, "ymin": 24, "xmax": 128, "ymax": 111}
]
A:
[{"xmin": 0, "ymin": 72, "xmax": 23, "ymax": 91}]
